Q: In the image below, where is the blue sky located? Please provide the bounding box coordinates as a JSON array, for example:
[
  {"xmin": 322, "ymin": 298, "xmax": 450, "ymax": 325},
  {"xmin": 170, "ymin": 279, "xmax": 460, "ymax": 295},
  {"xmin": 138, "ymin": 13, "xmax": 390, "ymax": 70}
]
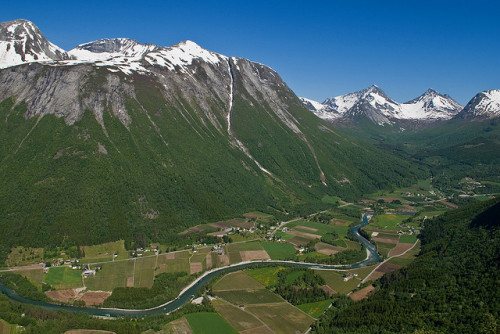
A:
[{"xmin": 2, "ymin": 0, "xmax": 499, "ymax": 104}]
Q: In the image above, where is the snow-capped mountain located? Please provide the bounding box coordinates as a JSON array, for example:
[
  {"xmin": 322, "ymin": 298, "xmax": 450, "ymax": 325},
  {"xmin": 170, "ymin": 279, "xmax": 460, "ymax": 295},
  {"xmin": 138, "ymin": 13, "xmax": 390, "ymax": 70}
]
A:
[
  {"xmin": 457, "ymin": 89, "xmax": 500, "ymax": 119},
  {"xmin": 0, "ymin": 19, "xmax": 70, "ymax": 68},
  {"xmin": 304, "ymin": 86, "xmax": 463, "ymax": 125},
  {"xmin": 400, "ymin": 89, "xmax": 462, "ymax": 120},
  {"xmin": 68, "ymin": 38, "xmax": 158, "ymax": 61}
]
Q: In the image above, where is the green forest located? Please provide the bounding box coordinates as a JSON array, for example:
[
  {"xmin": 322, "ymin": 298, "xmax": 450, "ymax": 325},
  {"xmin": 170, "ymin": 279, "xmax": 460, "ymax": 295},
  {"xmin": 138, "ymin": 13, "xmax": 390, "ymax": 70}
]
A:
[{"xmin": 312, "ymin": 198, "xmax": 500, "ymax": 333}]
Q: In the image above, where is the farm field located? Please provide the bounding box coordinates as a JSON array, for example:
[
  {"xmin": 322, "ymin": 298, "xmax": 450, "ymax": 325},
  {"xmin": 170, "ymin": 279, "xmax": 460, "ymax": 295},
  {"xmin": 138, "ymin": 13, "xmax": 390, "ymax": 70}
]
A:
[
  {"xmin": 185, "ymin": 312, "xmax": 237, "ymax": 334},
  {"xmin": 133, "ymin": 256, "xmax": 156, "ymax": 288},
  {"xmin": 0, "ymin": 319, "xmax": 15, "ymax": 334},
  {"xmin": 81, "ymin": 240, "xmax": 128, "ymax": 262},
  {"xmin": 245, "ymin": 267, "xmax": 284, "ymax": 287},
  {"xmin": 44, "ymin": 267, "xmax": 82, "ymax": 289},
  {"xmin": 212, "ymin": 299, "xmax": 268, "ymax": 333},
  {"xmin": 17, "ymin": 269, "xmax": 44, "ymax": 286},
  {"xmin": 286, "ymin": 220, "xmax": 349, "ymax": 237},
  {"xmin": 212, "ymin": 271, "xmax": 265, "ymax": 291},
  {"xmin": 261, "ymin": 242, "xmax": 296, "ymax": 260},
  {"xmin": 245, "ymin": 303, "xmax": 314, "ymax": 334},
  {"xmin": 369, "ymin": 214, "xmax": 412, "ymax": 231},
  {"xmin": 399, "ymin": 234, "xmax": 418, "ymax": 243},
  {"xmin": 297, "ymin": 299, "xmax": 334, "ymax": 318},
  {"xmin": 388, "ymin": 241, "xmax": 421, "ymax": 267},
  {"xmin": 225, "ymin": 244, "xmax": 242, "ymax": 264},
  {"xmin": 84, "ymin": 260, "xmax": 134, "ymax": 291},
  {"xmin": 215, "ymin": 288, "xmax": 284, "ymax": 305}
]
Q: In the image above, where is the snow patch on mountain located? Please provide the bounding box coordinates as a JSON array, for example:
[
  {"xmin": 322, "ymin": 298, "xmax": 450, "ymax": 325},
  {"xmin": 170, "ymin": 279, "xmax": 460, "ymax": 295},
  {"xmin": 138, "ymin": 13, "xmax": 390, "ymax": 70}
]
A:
[
  {"xmin": 458, "ymin": 89, "xmax": 500, "ymax": 119},
  {"xmin": 399, "ymin": 89, "xmax": 462, "ymax": 119},
  {"xmin": 68, "ymin": 38, "xmax": 158, "ymax": 61}
]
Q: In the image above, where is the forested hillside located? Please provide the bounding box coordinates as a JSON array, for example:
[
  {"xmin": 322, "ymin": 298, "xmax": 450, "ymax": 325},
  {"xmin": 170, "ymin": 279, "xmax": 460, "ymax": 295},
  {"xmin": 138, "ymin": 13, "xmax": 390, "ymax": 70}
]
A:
[{"xmin": 312, "ymin": 198, "xmax": 500, "ymax": 333}]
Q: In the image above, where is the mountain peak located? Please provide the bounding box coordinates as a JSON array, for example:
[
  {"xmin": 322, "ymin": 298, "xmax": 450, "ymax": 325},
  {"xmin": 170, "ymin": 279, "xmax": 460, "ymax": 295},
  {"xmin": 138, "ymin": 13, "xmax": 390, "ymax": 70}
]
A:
[
  {"xmin": 457, "ymin": 89, "xmax": 500, "ymax": 119},
  {"xmin": 68, "ymin": 38, "xmax": 158, "ymax": 61}
]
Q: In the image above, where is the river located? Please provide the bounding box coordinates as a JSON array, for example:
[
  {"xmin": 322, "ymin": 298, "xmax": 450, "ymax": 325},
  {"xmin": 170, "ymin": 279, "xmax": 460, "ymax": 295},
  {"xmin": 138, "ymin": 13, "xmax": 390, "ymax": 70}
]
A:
[{"xmin": 0, "ymin": 213, "xmax": 381, "ymax": 317}]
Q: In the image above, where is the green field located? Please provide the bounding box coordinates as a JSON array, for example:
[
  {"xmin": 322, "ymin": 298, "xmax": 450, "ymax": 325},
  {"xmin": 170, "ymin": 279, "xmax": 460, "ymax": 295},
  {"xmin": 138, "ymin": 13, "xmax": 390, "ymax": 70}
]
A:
[
  {"xmin": 315, "ymin": 270, "xmax": 360, "ymax": 294},
  {"xmin": 376, "ymin": 242, "xmax": 396, "ymax": 258},
  {"xmin": 237, "ymin": 240, "xmax": 264, "ymax": 251},
  {"xmin": 399, "ymin": 234, "xmax": 418, "ymax": 243},
  {"xmin": 216, "ymin": 288, "xmax": 284, "ymax": 305},
  {"xmin": 225, "ymin": 244, "xmax": 242, "ymax": 264},
  {"xmin": 185, "ymin": 312, "xmax": 237, "ymax": 334},
  {"xmin": 81, "ymin": 240, "xmax": 127, "ymax": 262},
  {"xmin": 297, "ymin": 299, "xmax": 333, "ymax": 318},
  {"xmin": 156, "ymin": 252, "xmax": 190, "ymax": 274},
  {"xmin": 133, "ymin": 256, "xmax": 156, "ymax": 288},
  {"xmin": 388, "ymin": 241, "xmax": 420, "ymax": 267},
  {"xmin": 245, "ymin": 303, "xmax": 314, "ymax": 334},
  {"xmin": 261, "ymin": 242, "xmax": 296, "ymax": 260},
  {"xmin": 245, "ymin": 267, "xmax": 284, "ymax": 287},
  {"xmin": 17, "ymin": 269, "xmax": 44, "ymax": 286},
  {"xmin": 43, "ymin": 267, "xmax": 82, "ymax": 289},
  {"xmin": 84, "ymin": 260, "xmax": 134, "ymax": 291},
  {"xmin": 370, "ymin": 214, "xmax": 412, "ymax": 230},
  {"xmin": 287, "ymin": 220, "xmax": 348, "ymax": 237},
  {"xmin": 213, "ymin": 299, "xmax": 265, "ymax": 332},
  {"xmin": 213, "ymin": 271, "xmax": 264, "ymax": 291}
]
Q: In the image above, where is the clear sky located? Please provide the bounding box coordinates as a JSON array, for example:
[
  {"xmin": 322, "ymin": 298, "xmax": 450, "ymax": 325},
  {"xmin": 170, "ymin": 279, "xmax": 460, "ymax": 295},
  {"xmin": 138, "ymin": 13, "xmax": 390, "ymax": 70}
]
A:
[{"xmin": 2, "ymin": 0, "xmax": 499, "ymax": 105}]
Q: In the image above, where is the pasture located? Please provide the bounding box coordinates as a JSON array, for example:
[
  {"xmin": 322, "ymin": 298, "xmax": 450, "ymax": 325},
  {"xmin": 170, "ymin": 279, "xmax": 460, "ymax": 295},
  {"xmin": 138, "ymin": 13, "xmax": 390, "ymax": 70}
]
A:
[
  {"xmin": 261, "ymin": 242, "xmax": 296, "ymax": 260},
  {"xmin": 297, "ymin": 299, "xmax": 333, "ymax": 318},
  {"xmin": 84, "ymin": 260, "xmax": 134, "ymax": 291},
  {"xmin": 245, "ymin": 303, "xmax": 314, "ymax": 334},
  {"xmin": 245, "ymin": 267, "xmax": 284, "ymax": 287},
  {"xmin": 185, "ymin": 312, "xmax": 237, "ymax": 334},
  {"xmin": 44, "ymin": 267, "xmax": 82, "ymax": 289},
  {"xmin": 212, "ymin": 271, "xmax": 264, "ymax": 291},
  {"xmin": 212, "ymin": 299, "xmax": 266, "ymax": 332},
  {"xmin": 215, "ymin": 289, "xmax": 283, "ymax": 305},
  {"xmin": 370, "ymin": 214, "xmax": 412, "ymax": 231}
]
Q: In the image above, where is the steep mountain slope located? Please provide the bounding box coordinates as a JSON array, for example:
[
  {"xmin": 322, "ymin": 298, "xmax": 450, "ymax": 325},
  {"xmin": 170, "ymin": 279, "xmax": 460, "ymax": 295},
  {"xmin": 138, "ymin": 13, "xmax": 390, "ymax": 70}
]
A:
[
  {"xmin": 304, "ymin": 86, "xmax": 463, "ymax": 125},
  {"xmin": 0, "ymin": 20, "xmax": 426, "ymax": 261},
  {"xmin": 457, "ymin": 89, "xmax": 500, "ymax": 119}
]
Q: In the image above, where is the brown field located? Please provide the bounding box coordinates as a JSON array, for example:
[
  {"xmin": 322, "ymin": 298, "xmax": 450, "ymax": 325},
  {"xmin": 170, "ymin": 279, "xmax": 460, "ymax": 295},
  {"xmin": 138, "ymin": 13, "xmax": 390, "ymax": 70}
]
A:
[
  {"xmin": 321, "ymin": 285, "xmax": 336, "ymax": 296},
  {"xmin": 205, "ymin": 253, "xmax": 213, "ymax": 269},
  {"xmin": 288, "ymin": 236, "xmax": 312, "ymax": 247},
  {"xmin": 243, "ymin": 212, "xmax": 270, "ymax": 219},
  {"xmin": 288, "ymin": 230, "xmax": 322, "ymax": 240},
  {"xmin": 178, "ymin": 225, "xmax": 205, "ymax": 235},
  {"xmin": 213, "ymin": 300, "xmax": 265, "ymax": 332},
  {"xmin": 240, "ymin": 250, "xmax": 270, "ymax": 261},
  {"xmin": 315, "ymin": 242, "xmax": 338, "ymax": 255},
  {"xmin": 190, "ymin": 262, "xmax": 203, "ymax": 274},
  {"xmin": 295, "ymin": 225, "xmax": 318, "ymax": 232},
  {"xmin": 366, "ymin": 262, "xmax": 402, "ymax": 281},
  {"xmin": 240, "ymin": 326, "xmax": 274, "ymax": 334},
  {"xmin": 126, "ymin": 276, "xmax": 133, "ymax": 287},
  {"xmin": 218, "ymin": 254, "xmax": 230, "ymax": 266},
  {"xmin": 210, "ymin": 221, "xmax": 231, "ymax": 229},
  {"xmin": 165, "ymin": 252, "xmax": 175, "ymax": 260},
  {"xmin": 208, "ymin": 231, "xmax": 227, "ymax": 237},
  {"xmin": 330, "ymin": 218, "xmax": 349, "ymax": 225},
  {"xmin": 165, "ymin": 317, "xmax": 192, "ymax": 334},
  {"xmin": 350, "ymin": 285, "xmax": 375, "ymax": 301},
  {"xmin": 388, "ymin": 243, "xmax": 414, "ymax": 257},
  {"xmin": 372, "ymin": 236, "xmax": 399, "ymax": 244},
  {"xmin": 45, "ymin": 289, "xmax": 77, "ymax": 303},
  {"xmin": 80, "ymin": 291, "xmax": 111, "ymax": 306}
]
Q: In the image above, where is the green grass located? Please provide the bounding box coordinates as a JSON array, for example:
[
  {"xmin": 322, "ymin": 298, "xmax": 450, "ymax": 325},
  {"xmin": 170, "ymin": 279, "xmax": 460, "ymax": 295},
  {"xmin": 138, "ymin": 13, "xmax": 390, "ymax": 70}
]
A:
[
  {"xmin": 387, "ymin": 241, "xmax": 420, "ymax": 267},
  {"xmin": 370, "ymin": 214, "xmax": 412, "ymax": 230},
  {"xmin": 399, "ymin": 234, "xmax": 418, "ymax": 243},
  {"xmin": 215, "ymin": 289, "xmax": 284, "ymax": 305},
  {"xmin": 274, "ymin": 231, "xmax": 293, "ymax": 240},
  {"xmin": 261, "ymin": 242, "xmax": 296, "ymax": 260},
  {"xmin": 245, "ymin": 303, "xmax": 314, "ymax": 334},
  {"xmin": 284, "ymin": 270, "xmax": 304, "ymax": 285},
  {"xmin": 322, "ymin": 195, "xmax": 341, "ymax": 204},
  {"xmin": 17, "ymin": 269, "xmax": 44, "ymax": 286},
  {"xmin": 43, "ymin": 267, "xmax": 82, "ymax": 289},
  {"xmin": 237, "ymin": 240, "xmax": 264, "ymax": 251},
  {"xmin": 213, "ymin": 271, "xmax": 264, "ymax": 291},
  {"xmin": 185, "ymin": 312, "xmax": 237, "ymax": 334},
  {"xmin": 297, "ymin": 299, "xmax": 333, "ymax": 318},
  {"xmin": 245, "ymin": 266, "xmax": 284, "ymax": 287}
]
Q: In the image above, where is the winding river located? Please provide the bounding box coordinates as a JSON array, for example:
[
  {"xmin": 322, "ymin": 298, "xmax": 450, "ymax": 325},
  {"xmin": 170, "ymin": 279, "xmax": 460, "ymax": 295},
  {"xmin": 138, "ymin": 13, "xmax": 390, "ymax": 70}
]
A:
[{"xmin": 0, "ymin": 213, "xmax": 381, "ymax": 317}]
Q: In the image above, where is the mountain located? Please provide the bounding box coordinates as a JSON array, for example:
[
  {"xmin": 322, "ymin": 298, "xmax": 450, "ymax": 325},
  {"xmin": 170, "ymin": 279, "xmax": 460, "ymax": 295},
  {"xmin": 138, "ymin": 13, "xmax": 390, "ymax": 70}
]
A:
[
  {"xmin": 400, "ymin": 88, "xmax": 463, "ymax": 120},
  {"xmin": 0, "ymin": 20, "xmax": 425, "ymax": 261},
  {"xmin": 0, "ymin": 19, "xmax": 70, "ymax": 68},
  {"xmin": 304, "ymin": 86, "xmax": 463, "ymax": 125},
  {"xmin": 457, "ymin": 89, "xmax": 500, "ymax": 119}
]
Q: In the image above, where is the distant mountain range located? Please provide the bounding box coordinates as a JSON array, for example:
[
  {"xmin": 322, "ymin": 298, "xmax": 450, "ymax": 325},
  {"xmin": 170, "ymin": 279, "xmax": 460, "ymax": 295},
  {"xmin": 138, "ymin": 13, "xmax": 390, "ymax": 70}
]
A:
[{"xmin": 301, "ymin": 86, "xmax": 499, "ymax": 125}]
